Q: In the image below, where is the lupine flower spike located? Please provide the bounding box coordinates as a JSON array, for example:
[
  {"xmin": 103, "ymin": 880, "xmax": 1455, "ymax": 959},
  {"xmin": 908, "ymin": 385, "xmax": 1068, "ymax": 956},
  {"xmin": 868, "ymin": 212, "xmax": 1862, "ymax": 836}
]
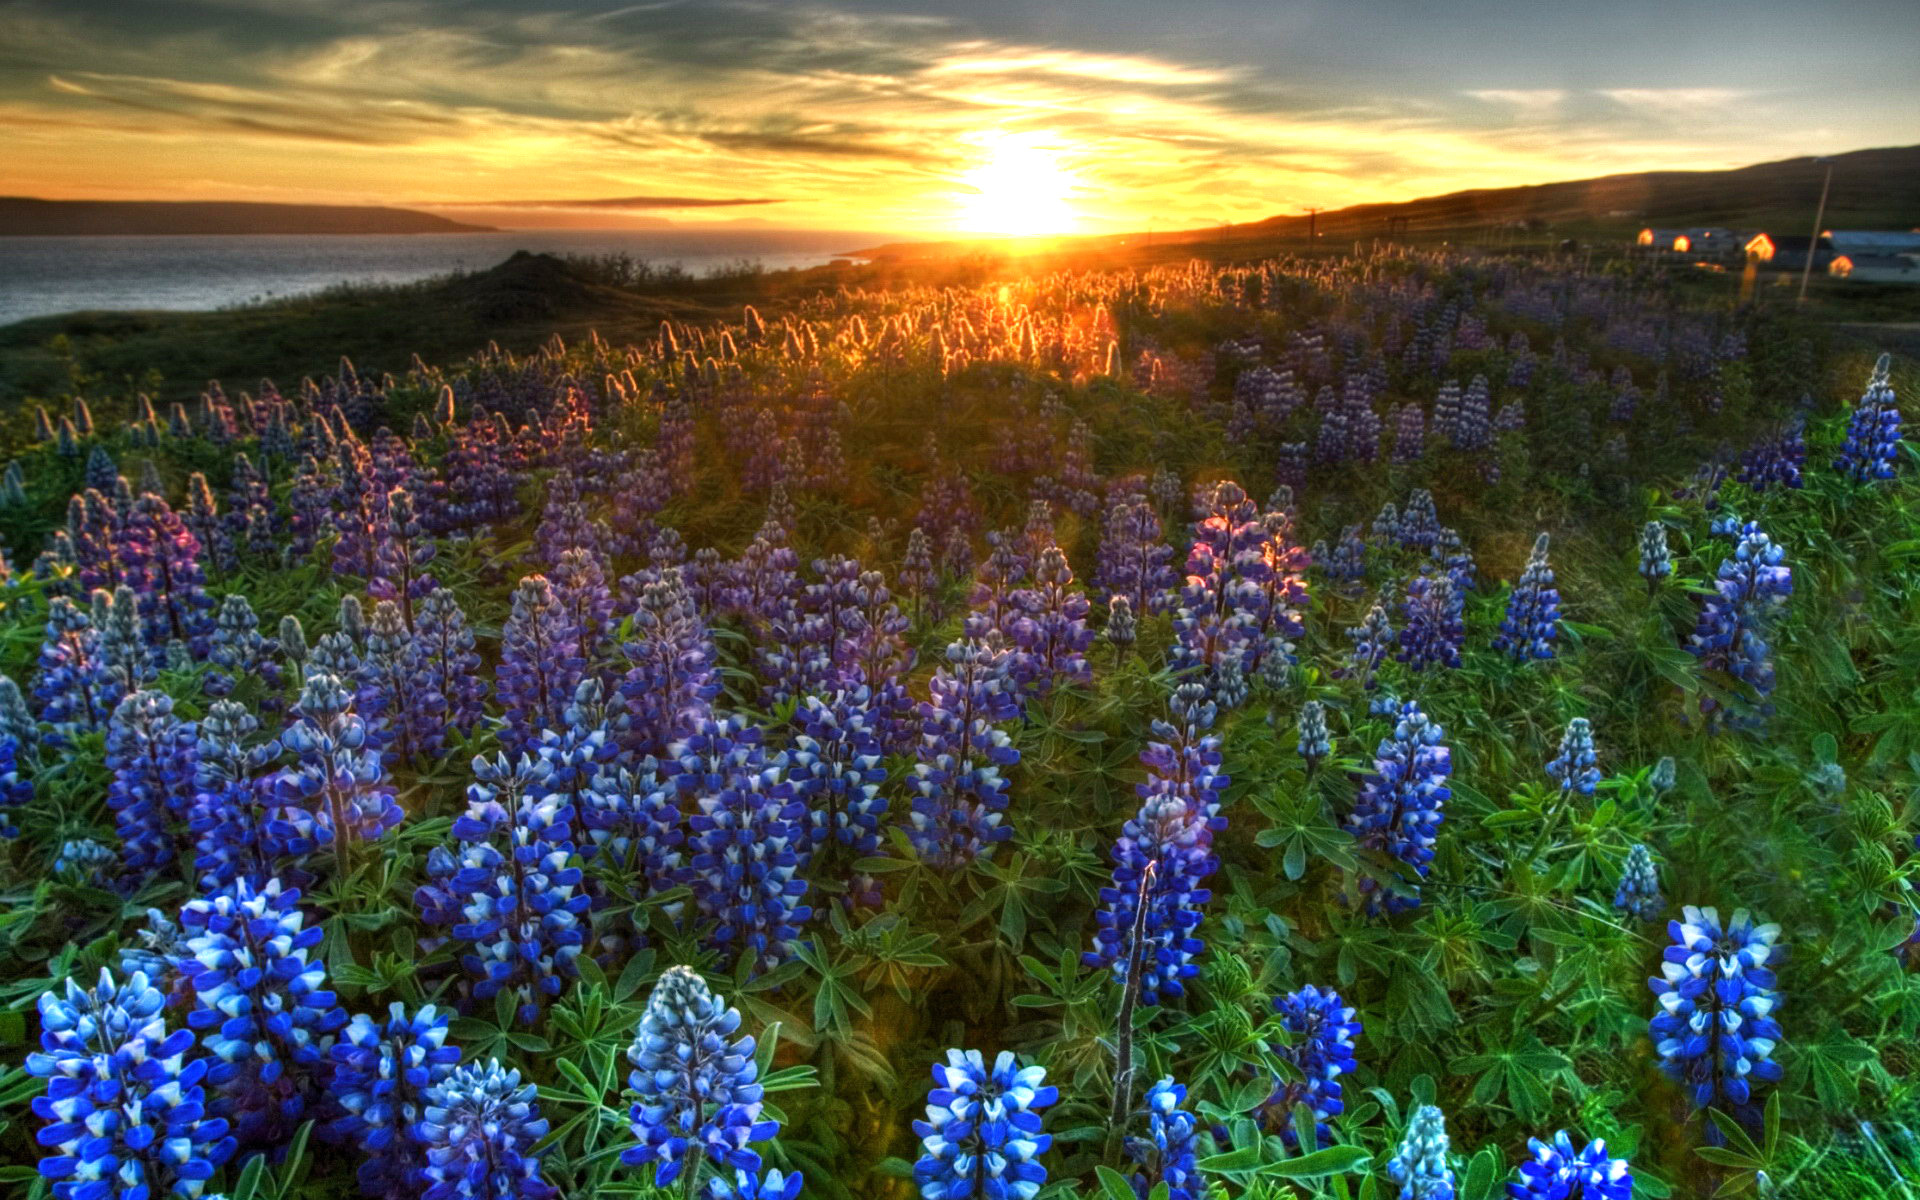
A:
[
  {"xmin": 913, "ymin": 1049, "xmax": 1057, "ymax": 1200},
  {"xmin": 1388, "ymin": 1105, "xmax": 1456, "ymax": 1200}
]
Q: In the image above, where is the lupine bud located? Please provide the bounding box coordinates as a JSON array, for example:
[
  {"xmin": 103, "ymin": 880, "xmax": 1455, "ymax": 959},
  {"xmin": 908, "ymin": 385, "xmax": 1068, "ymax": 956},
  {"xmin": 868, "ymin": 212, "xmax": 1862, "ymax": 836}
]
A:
[
  {"xmin": 1545, "ymin": 717, "xmax": 1599, "ymax": 795},
  {"xmin": 1388, "ymin": 1105, "xmax": 1456, "ymax": 1200},
  {"xmin": 1297, "ymin": 700, "xmax": 1331, "ymax": 767}
]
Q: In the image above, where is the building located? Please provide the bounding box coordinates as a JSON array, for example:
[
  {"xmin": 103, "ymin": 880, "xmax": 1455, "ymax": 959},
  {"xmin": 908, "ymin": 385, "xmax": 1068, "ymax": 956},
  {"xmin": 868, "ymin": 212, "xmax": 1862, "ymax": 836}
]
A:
[
  {"xmin": 1825, "ymin": 230, "xmax": 1920, "ymax": 256},
  {"xmin": 1744, "ymin": 232, "xmax": 1836, "ymax": 272},
  {"xmin": 1830, "ymin": 252, "xmax": 1920, "ymax": 284},
  {"xmin": 1637, "ymin": 226, "xmax": 1748, "ymax": 260}
]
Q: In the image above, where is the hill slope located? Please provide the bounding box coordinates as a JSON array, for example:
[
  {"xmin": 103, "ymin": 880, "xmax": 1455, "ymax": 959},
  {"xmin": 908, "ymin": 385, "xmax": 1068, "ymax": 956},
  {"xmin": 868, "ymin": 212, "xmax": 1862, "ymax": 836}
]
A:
[
  {"xmin": 855, "ymin": 143, "xmax": 1920, "ymax": 260},
  {"xmin": 0, "ymin": 198, "xmax": 494, "ymax": 236}
]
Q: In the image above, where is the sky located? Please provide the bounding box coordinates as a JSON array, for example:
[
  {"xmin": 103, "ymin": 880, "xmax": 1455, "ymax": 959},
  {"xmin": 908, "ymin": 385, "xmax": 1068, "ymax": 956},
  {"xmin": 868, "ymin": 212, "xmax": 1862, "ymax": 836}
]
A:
[{"xmin": 2, "ymin": 0, "xmax": 1916, "ymax": 236}]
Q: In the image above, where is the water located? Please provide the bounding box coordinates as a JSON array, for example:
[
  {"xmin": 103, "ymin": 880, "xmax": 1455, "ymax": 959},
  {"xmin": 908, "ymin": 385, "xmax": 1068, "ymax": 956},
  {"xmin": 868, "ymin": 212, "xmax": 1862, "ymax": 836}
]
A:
[{"xmin": 0, "ymin": 228, "xmax": 895, "ymax": 326}]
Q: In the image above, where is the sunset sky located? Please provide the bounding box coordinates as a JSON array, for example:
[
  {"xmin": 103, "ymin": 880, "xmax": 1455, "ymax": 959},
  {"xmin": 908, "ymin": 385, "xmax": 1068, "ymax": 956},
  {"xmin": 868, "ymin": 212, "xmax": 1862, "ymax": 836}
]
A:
[{"xmin": 3, "ymin": 0, "xmax": 1916, "ymax": 236}]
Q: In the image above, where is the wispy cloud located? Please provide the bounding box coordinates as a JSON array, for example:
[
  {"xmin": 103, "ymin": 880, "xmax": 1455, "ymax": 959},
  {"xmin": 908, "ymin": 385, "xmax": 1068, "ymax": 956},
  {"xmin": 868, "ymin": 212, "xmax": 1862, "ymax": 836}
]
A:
[{"xmin": 0, "ymin": 0, "xmax": 1908, "ymax": 232}]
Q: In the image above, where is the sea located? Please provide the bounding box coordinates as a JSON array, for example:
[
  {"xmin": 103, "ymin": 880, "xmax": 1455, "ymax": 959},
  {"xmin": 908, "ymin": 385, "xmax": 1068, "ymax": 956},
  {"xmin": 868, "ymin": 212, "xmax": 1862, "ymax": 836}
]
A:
[{"xmin": 0, "ymin": 228, "xmax": 895, "ymax": 327}]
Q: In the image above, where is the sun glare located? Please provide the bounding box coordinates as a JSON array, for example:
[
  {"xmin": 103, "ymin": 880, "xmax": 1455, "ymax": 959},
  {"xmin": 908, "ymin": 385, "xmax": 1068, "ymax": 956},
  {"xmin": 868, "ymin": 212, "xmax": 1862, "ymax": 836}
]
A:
[{"xmin": 955, "ymin": 134, "xmax": 1080, "ymax": 238}]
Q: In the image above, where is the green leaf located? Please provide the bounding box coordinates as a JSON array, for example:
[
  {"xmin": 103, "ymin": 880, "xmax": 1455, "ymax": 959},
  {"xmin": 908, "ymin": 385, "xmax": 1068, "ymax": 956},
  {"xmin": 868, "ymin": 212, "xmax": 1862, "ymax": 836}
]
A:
[
  {"xmin": 1263, "ymin": 1144, "xmax": 1373, "ymax": 1178},
  {"xmin": 1096, "ymin": 1165, "xmax": 1137, "ymax": 1200},
  {"xmin": 1198, "ymin": 1146, "xmax": 1267, "ymax": 1174}
]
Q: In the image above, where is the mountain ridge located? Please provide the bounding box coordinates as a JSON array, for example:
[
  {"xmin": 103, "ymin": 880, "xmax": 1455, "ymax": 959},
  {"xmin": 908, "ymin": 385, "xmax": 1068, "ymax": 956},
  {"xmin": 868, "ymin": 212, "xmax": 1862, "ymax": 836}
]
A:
[{"xmin": 0, "ymin": 198, "xmax": 495, "ymax": 236}]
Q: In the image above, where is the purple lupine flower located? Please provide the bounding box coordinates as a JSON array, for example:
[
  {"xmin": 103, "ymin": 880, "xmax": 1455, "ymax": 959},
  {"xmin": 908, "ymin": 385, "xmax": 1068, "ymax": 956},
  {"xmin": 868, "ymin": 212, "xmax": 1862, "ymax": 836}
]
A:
[
  {"xmin": 27, "ymin": 968, "xmax": 235, "ymax": 1200},
  {"xmin": 791, "ymin": 688, "xmax": 889, "ymax": 904},
  {"xmin": 274, "ymin": 670, "xmax": 404, "ymax": 877},
  {"xmin": 1347, "ymin": 699, "xmax": 1451, "ymax": 914},
  {"xmin": 900, "ymin": 527, "xmax": 938, "ymax": 621},
  {"xmin": 1260, "ymin": 985, "xmax": 1361, "ymax": 1148},
  {"xmin": 497, "ymin": 575, "xmax": 585, "ymax": 756},
  {"xmin": 413, "ymin": 587, "xmax": 488, "ymax": 743},
  {"xmin": 121, "ymin": 492, "xmax": 215, "ymax": 656},
  {"xmin": 1098, "ymin": 498, "xmax": 1178, "ymax": 617},
  {"xmin": 106, "ymin": 689, "xmax": 197, "ymax": 885},
  {"xmin": 288, "ymin": 456, "xmax": 335, "ymax": 557},
  {"xmin": 1492, "ymin": 533, "xmax": 1560, "ymax": 662},
  {"xmin": 190, "ymin": 700, "xmax": 286, "ymax": 890},
  {"xmin": 1397, "ymin": 572, "xmax": 1463, "ymax": 673},
  {"xmin": 181, "ymin": 877, "xmax": 347, "ymax": 1147},
  {"xmin": 368, "ymin": 486, "xmax": 437, "ymax": 628},
  {"xmin": 619, "ymin": 567, "xmax": 720, "ymax": 757},
  {"xmin": 184, "ymin": 471, "xmax": 233, "ymax": 574},
  {"xmin": 331, "ymin": 446, "xmax": 389, "ymax": 581},
  {"xmin": 429, "ymin": 753, "xmax": 589, "ymax": 1024},
  {"xmin": 1648, "ymin": 905, "xmax": 1783, "ymax": 1115},
  {"xmin": 1326, "ymin": 525, "xmax": 1367, "ymax": 586},
  {"xmin": 1832, "ymin": 353, "xmax": 1901, "ymax": 483},
  {"xmin": 361, "ymin": 599, "xmax": 441, "ymax": 765},
  {"xmin": 622, "ymin": 966, "xmax": 778, "ymax": 1188},
  {"xmin": 667, "ymin": 715, "xmax": 812, "ymax": 973},
  {"xmin": 326, "ymin": 1002, "xmax": 462, "ymax": 1200},
  {"xmin": 911, "ymin": 635, "xmax": 1022, "ymax": 868},
  {"xmin": 1735, "ymin": 417, "xmax": 1806, "ymax": 491},
  {"xmin": 1005, "ymin": 546, "xmax": 1093, "ymax": 697},
  {"xmin": 1687, "ymin": 522, "xmax": 1792, "ymax": 717},
  {"xmin": 551, "ymin": 545, "xmax": 617, "ymax": 660}
]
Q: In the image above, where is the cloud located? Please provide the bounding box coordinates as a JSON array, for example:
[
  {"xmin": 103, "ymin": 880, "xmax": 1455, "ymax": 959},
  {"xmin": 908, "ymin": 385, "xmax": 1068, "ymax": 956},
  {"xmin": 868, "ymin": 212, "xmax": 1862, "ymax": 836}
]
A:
[{"xmin": 431, "ymin": 195, "xmax": 780, "ymax": 209}]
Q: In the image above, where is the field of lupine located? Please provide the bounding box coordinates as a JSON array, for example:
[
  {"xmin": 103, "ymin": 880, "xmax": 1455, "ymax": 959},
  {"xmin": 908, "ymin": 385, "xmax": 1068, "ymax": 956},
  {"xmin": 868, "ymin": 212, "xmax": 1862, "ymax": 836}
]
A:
[{"xmin": 0, "ymin": 247, "xmax": 1914, "ymax": 1200}]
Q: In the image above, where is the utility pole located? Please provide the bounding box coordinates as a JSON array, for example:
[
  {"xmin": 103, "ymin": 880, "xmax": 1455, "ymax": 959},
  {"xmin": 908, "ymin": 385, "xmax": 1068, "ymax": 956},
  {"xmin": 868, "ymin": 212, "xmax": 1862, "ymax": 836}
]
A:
[
  {"xmin": 1797, "ymin": 157, "xmax": 1834, "ymax": 304},
  {"xmin": 1306, "ymin": 207, "xmax": 1320, "ymax": 243}
]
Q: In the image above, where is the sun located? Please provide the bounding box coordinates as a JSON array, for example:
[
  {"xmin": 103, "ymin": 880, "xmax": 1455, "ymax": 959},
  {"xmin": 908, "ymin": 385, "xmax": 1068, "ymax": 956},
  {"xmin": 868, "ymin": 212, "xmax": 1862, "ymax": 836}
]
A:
[{"xmin": 954, "ymin": 133, "xmax": 1080, "ymax": 238}]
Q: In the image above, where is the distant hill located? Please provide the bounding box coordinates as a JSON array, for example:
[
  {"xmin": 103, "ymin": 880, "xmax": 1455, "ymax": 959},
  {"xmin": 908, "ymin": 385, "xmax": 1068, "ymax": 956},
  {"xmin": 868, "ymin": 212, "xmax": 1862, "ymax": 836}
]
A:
[
  {"xmin": 0, "ymin": 198, "xmax": 494, "ymax": 236},
  {"xmin": 854, "ymin": 143, "xmax": 1920, "ymax": 260}
]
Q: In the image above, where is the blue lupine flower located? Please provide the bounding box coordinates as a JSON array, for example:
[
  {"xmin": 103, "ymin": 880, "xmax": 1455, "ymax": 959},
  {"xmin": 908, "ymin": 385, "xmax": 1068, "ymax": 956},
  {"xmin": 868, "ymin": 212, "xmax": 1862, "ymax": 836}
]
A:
[
  {"xmin": 180, "ymin": 877, "xmax": 346, "ymax": 1146},
  {"xmin": 709, "ymin": 1168, "xmax": 805, "ymax": 1200},
  {"xmin": 913, "ymin": 1049, "xmax": 1057, "ymax": 1200},
  {"xmin": 1688, "ymin": 522, "xmax": 1792, "ymax": 716},
  {"xmin": 1648, "ymin": 905, "xmax": 1783, "ymax": 1114},
  {"xmin": 56, "ymin": 837, "xmax": 117, "ymax": 887},
  {"xmin": 623, "ymin": 966, "xmax": 776, "ymax": 1187},
  {"xmin": 667, "ymin": 715, "xmax": 812, "ymax": 973},
  {"xmin": 1327, "ymin": 525, "xmax": 1368, "ymax": 586},
  {"xmin": 0, "ymin": 733, "xmax": 31, "ymax": 838},
  {"xmin": 189, "ymin": 701, "xmax": 286, "ymax": 890},
  {"xmin": 98, "ymin": 585, "xmax": 156, "ymax": 697},
  {"xmin": 27, "ymin": 967, "xmax": 235, "ymax": 1200},
  {"xmin": 1085, "ymin": 686, "xmax": 1224, "ymax": 1005},
  {"xmin": 1297, "ymin": 700, "xmax": 1332, "ymax": 769},
  {"xmin": 417, "ymin": 1060, "xmax": 556, "ymax": 1200},
  {"xmin": 1545, "ymin": 717, "xmax": 1600, "ymax": 796},
  {"xmin": 911, "ymin": 635, "xmax": 1022, "ymax": 868},
  {"xmin": 427, "ymin": 753, "xmax": 588, "ymax": 1024},
  {"xmin": 367, "ymin": 487, "xmax": 438, "ymax": 628},
  {"xmin": 122, "ymin": 492, "xmax": 216, "ymax": 657},
  {"xmin": 206, "ymin": 594, "xmax": 281, "ymax": 702},
  {"xmin": 36, "ymin": 595, "xmax": 120, "ymax": 738},
  {"xmin": 1261, "ymin": 985, "xmax": 1361, "ymax": 1148},
  {"xmin": 1387, "ymin": 1105, "xmax": 1455, "ymax": 1200},
  {"xmin": 359, "ymin": 599, "xmax": 439, "ymax": 765},
  {"xmin": 326, "ymin": 1002, "xmax": 462, "ymax": 1200},
  {"xmin": 1127, "ymin": 1077, "xmax": 1200, "ymax": 1200},
  {"xmin": 1735, "ymin": 418, "xmax": 1806, "ymax": 491},
  {"xmin": 1506, "ymin": 1131, "xmax": 1631, "ymax": 1200},
  {"xmin": 106, "ymin": 689, "xmax": 197, "ymax": 885},
  {"xmin": 1614, "ymin": 844, "xmax": 1663, "ymax": 922},
  {"xmin": 1347, "ymin": 700, "xmax": 1451, "ymax": 914},
  {"xmin": 496, "ymin": 575, "xmax": 585, "ymax": 757},
  {"xmin": 118, "ymin": 906, "xmax": 195, "ymax": 1009},
  {"xmin": 1492, "ymin": 534, "xmax": 1560, "ymax": 662},
  {"xmin": 1832, "ymin": 353, "xmax": 1902, "ymax": 483},
  {"xmin": 1396, "ymin": 573, "xmax": 1462, "ymax": 673},
  {"xmin": 274, "ymin": 671, "xmax": 404, "ymax": 875}
]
